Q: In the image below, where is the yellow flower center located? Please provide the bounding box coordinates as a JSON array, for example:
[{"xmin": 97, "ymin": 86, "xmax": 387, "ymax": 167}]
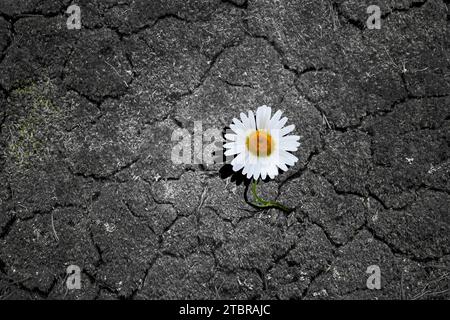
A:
[{"xmin": 246, "ymin": 130, "xmax": 273, "ymax": 157}]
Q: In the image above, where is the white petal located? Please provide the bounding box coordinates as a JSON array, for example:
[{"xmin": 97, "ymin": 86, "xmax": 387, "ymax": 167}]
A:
[
  {"xmin": 246, "ymin": 164, "xmax": 254, "ymax": 179},
  {"xmin": 281, "ymin": 135, "xmax": 300, "ymax": 142},
  {"xmin": 235, "ymin": 152, "xmax": 250, "ymax": 172},
  {"xmin": 223, "ymin": 142, "xmax": 237, "ymax": 149},
  {"xmin": 229, "ymin": 124, "xmax": 238, "ymax": 134},
  {"xmin": 225, "ymin": 147, "xmax": 244, "ymax": 156},
  {"xmin": 269, "ymin": 110, "xmax": 283, "ymax": 129},
  {"xmin": 225, "ymin": 133, "xmax": 236, "ymax": 141},
  {"xmin": 280, "ymin": 139, "xmax": 300, "ymax": 152},
  {"xmin": 280, "ymin": 124, "xmax": 295, "ymax": 136},
  {"xmin": 224, "ymin": 150, "xmax": 235, "ymax": 156},
  {"xmin": 229, "ymin": 123, "xmax": 244, "ymax": 135},
  {"xmin": 256, "ymin": 107, "xmax": 264, "ymax": 130},
  {"xmin": 280, "ymin": 150, "xmax": 298, "ymax": 166},
  {"xmin": 261, "ymin": 168, "xmax": 267, "ymax": 180},
  {"xmin": 240, "ymin": 112, "xmax": 249, "ymax": 129},
  {"xmin": 232, "ymin": 162, "xmax": 245, "ymax": 172},
  {"xmin": 274, "ymin": 117, "xmax": 288, "ymax": 129},
  {"xmin": 242, "ymin": 161, "xmax": 249, "ymax": 175},
  {"xmin": 231, "ymin": 152, "xmax": 245, "ymax": 166},
  {"xmin": 276, "ymin": 162, "xmax": 288, "ymax": 172},
  {"xmin": 268, "ymin": 164, "xmax": 278, "ymax": 179},
  {"xmin": 236, "ymin": 152, "xmax": 248, "ymax": 175},
  {"xmin": 280, "ymin": 145, "xmax": 298, "ymax": 152},
  {"xmin": 256, "ymin": 105, "xmax": 271, "ymax": 130},
  {"xmin": 252, "ymin": 164, "xmax": 261, "ymax": 180},
  {"xmin": 265, "ymin": 107, "xmax": 272, "ymax": 129},
  {"xmin": 234, "ymin": 119, "xmax": 247, "ymax": 134},
  {"xmin": 248, "ymin": 110, "xmax": 256, "ymax": 130}
]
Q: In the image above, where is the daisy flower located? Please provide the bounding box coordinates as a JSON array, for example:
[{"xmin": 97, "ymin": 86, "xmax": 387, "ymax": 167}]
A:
[
  {"xmin": 224, "ymin": 105, "xmax": 300, "ymax": 180},
  {"xmin": 224, "ymin": 105, "xmax": 300, "ymax": 212}
]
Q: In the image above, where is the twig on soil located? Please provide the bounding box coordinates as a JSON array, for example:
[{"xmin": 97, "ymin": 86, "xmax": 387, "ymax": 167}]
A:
[
  {"xmin": 105, "ymin": 60, "xmax": 129, "ymax": 87},
  {"xmin": 51, "ymin": 212, "xmax": 59, "ymax": 242},
  {"xmin": 411, "ymin": 272, "xmax": 449, "ymax": 300},
  {"xmin": 197, "ymin": 186, "xmax": 208, "ymax": 211}
]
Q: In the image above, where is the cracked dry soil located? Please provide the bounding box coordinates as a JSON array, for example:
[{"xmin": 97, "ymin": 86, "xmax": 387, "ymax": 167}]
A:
[{"xmin": 0, "ymin": 0, "xmax": 449, "ymax": 300}]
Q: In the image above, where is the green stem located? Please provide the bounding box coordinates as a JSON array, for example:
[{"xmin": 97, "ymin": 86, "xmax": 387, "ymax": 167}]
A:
[{"xmin": 250, "ymin": 179, "xmax": 293, "ymax": 213}]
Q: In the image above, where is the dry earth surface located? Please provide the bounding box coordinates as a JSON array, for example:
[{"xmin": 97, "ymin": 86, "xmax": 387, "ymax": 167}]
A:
[{"xmin": 0, "ymin": 0, "xmax": 449, "ymax": 299}]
